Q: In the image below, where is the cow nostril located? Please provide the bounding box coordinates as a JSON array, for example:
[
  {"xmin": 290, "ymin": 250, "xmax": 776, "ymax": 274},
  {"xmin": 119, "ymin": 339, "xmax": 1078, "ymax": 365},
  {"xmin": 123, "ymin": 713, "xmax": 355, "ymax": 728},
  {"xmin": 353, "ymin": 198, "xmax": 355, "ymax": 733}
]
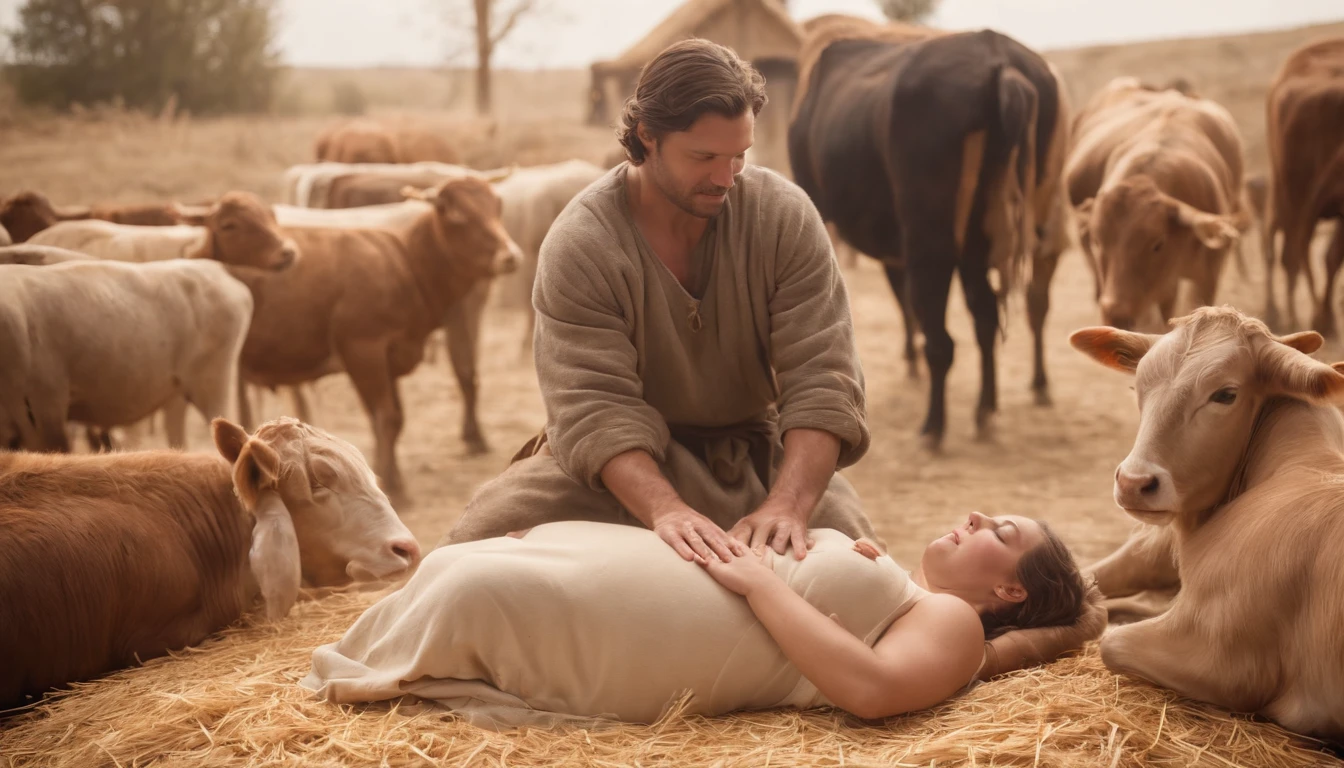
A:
[
  {"xmin": 389, "ymin": 540, "xmax": 420, "ymax": 563},
  {"xmin": 1140, "ymin": 476, "xmax": 1159, "ymax": 495}
]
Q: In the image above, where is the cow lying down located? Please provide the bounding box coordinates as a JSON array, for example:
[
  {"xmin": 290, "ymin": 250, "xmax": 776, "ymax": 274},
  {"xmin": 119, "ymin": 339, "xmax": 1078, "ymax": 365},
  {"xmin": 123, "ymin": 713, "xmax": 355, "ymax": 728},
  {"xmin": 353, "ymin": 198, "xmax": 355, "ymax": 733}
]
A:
[{"xmin": 0, "ymin": 417, "xmax": 422, "ymax": 710}]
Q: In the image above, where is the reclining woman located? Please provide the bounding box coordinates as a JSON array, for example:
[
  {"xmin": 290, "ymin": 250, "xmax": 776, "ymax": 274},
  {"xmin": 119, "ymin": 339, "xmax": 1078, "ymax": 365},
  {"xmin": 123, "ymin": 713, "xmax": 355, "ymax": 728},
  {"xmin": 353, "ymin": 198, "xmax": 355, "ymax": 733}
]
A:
[{"xmin": 301, "ymin": 515, "xmax": 1104, "ymax": 727}]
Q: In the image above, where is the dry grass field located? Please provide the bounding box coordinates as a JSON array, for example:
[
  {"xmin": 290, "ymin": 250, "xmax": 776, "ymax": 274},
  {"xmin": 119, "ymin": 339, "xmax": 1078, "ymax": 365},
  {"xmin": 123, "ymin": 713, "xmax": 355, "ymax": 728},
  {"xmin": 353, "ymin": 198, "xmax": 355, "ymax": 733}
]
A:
[{"xmin": 2, "ymin": 17, "xmax": 1344, "ymax": 768}]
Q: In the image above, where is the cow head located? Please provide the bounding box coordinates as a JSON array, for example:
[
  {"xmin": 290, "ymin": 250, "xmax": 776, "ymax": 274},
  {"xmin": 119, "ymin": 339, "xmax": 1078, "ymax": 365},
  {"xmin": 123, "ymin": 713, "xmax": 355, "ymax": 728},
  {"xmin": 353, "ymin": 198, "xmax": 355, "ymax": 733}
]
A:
[
  {"xmin": 212, "ymin": 417, "xmax": 421, "ymax": 620},
  {"xmin": 179, "ymin": 191, "xmax": 299, "ymax": 271},
  {"xmin": 1077, "ymin": 176, "xmax": 1241, "ymax": 330},
  {"xmin": 403, "ymin": 177, "xmax": 522, "ymax": 278},
  {"xmin": 0, "ymin": 191, "xmax": 62, "ymax": 243},
  {"xmin": 1071, "ymin": 306, "xmax": 1344, "ymax": 528}
]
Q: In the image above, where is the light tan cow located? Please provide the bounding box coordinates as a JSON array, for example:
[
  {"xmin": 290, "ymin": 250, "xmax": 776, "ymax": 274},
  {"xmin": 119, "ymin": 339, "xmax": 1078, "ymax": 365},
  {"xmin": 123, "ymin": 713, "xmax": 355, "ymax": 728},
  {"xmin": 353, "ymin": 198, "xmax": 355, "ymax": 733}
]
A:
[
  {"xmin": 232, "ymin": 177, "xmax": 521, "ymax": 501},
  {"xmin": 282, "ymin": 161, "xmax": 494, "ymax": 208},
  {"xmin": 29, "ymin": 191, "xmax": 297, "ymax": 269},
  {"xmin": 315, "ymin": 117, "xmax": 461, "ymax": 166},
  {"xmin": 1066, "ymin": 78, "xmax": 1247, "ymax": 330},
  {"xmin": 0, "ymin": 417, "xmax": 421, "ymax": 709},
  {"xmin": 0, "ymin": 259, "xmax": 253, "ymax": 452},
  {"xmin": 1264, "ymin": 37, "xmax": 1344, "ymax": 334},
  {"xmin": 1072, "ymin": 305, "xmax": 1344, "ymax": 740}
]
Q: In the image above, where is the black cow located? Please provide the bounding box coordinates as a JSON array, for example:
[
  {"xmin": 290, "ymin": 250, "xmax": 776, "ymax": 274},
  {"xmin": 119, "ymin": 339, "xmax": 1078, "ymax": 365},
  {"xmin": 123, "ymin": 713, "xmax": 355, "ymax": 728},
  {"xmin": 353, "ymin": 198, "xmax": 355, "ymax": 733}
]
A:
[{"xmin": 789, "ymin": 20, "xmax": 1071, "ymax": 449}]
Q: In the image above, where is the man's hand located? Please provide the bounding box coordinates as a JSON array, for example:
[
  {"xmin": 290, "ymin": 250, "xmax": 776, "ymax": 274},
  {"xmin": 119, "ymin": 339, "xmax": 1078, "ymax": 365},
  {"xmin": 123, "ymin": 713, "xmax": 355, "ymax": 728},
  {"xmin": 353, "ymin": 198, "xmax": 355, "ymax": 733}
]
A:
[
  {"xmin": 729, "ymin": 499, "xmax": 812, "ymax": 559},
  {"xmin": 653, "ymin": 503, "xmax": 748, "ymax": 563}
]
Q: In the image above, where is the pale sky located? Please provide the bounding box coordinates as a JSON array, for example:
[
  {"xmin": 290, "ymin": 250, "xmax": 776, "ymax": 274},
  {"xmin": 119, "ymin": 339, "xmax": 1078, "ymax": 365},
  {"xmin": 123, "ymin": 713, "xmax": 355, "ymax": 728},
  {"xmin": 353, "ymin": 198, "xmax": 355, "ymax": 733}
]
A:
[{"xmin": 1, "ymin": 1, "xmax": 1341, "ymax": 68}]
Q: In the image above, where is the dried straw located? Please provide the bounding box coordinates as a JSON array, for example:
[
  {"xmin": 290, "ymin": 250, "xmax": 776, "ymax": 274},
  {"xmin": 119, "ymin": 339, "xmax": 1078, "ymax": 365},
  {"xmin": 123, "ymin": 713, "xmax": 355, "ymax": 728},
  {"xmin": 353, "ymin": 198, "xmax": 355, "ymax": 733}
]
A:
[{"xmin": 1, "ymin": 589, "xmax": 1336, "ymax": 768}]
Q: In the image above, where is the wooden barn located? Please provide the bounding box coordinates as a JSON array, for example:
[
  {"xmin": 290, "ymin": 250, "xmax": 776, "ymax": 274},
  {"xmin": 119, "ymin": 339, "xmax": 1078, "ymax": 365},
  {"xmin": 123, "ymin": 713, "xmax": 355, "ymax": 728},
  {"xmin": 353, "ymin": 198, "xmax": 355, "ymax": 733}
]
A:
[{"xmin": 586, "ymin": 0, "xmax": 804, "ymax": 174}]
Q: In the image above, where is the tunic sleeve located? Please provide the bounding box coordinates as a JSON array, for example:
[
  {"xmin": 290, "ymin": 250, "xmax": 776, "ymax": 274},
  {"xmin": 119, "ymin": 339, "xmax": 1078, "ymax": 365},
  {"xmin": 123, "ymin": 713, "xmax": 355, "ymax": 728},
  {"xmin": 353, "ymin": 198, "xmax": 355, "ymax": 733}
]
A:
[
  {"xmin": 532, "ymin": 206, "xmax": 671, "ymax": 490},
  {"xmin": 764, "ymin": 178, "xmax": 870, "ymax": 467}
]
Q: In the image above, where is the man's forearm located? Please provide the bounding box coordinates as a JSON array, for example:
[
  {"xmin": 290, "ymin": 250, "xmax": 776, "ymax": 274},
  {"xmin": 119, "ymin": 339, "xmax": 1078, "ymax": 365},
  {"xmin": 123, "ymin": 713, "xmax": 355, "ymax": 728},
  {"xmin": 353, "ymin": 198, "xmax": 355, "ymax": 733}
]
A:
[
  {"xmin": 599, "ymin": 449, "xmax": 685, "ymax": 528},
  {"xmin": 767, "ymin": 428, "xmax": 842, "ymax": 521}
]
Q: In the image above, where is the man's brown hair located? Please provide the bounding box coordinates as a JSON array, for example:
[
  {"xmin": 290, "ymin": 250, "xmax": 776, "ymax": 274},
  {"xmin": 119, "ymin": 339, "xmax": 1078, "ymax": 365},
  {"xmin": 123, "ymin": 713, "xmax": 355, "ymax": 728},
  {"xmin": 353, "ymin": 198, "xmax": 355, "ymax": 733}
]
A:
[{"xmin": 617, "ymin": 38, "xmax": 767, "ymax": 165}]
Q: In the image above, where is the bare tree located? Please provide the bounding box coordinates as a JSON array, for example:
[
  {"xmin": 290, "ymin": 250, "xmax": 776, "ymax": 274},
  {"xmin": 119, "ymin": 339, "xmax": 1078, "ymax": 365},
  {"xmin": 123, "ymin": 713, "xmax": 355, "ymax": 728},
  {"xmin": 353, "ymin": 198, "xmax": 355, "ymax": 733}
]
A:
[
  {"xmin": 466, "ymin": 0, "xmax": 541, "ymax": 116},
  {"xmin": 875, "ymin": 0, "xmax": 941, "ymax": 23}
]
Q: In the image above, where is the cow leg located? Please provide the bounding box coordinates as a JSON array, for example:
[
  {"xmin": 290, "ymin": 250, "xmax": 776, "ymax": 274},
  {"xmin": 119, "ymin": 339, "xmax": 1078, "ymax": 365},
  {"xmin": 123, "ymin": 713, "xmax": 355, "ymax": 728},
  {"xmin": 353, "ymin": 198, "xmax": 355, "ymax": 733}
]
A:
[
  {"xmin": 907, "ymin": 248, "xmax": 956, "ymax": 451},
  {"xmin": 1027, "ymin": 243, "xmax": 1061, "ymax": 406},
  {"xmin": 1085, "ymin": 523, "xmax": 1180, "ymax": 600},
  {"xmin": 1102, "ymin": 611, "xmax": 1265, "ymax": 714},
  {"xmin": 163, "ymin": 395, "xmax": 189, "ymax": 450},
  {"xmin": 1312, "ymin": 222, "xmax": 1344, "ymax": 338},
  {"xmin": 443, "ymin": 282, "xmax": 491, "ymax": 455},
  {"xmin": 288, "ymin": 386, "xmax": 313, "ymax": 424},
  {"xmin": 881, "ymin": 262, "xmax": 920, "ymax": 379},
  {"xmin": 1282, "ymin": 220, "xmax": 1318, "ymax": 332},
  {"xmin": 237, "ymin": 377, "xmax": 255, "ymax": 431},
  {"xmin": 1262, "ymin": 222, "xmax": 1280, "ymax": 330},
  {"xmin": 1101, "ymin": 587, "xmax": 1180, "ymax": 625},
  {"xmin": 958, "ymin": 236, "xmax": 999, "ymax": 441},
  {"xmin": 342, "ymin": 343, "xmax": 407, "ymax": 502}
]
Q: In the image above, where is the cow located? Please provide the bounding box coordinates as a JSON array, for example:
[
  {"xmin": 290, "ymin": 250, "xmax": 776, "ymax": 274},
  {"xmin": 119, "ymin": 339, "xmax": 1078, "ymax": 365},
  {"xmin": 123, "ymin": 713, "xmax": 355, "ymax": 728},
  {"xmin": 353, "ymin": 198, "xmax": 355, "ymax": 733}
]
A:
[
  {"xmin": 0, "ymin": 416, "xmax": 421, "ymax": 709},
  {"xmin": 0, "ymin": 259, "xmax": 253, "ymax": 452},
  {"xmin": 1263, "ymin": 37, "xmax": 1344, "ymax": 334},
  {"xmin": 789, "ymin": 16, "xmax": 1072, "ymax": 449},
  {"xmin": 314, "ymin": 117, "xmax": 460, "ymax": 165},
  {"xmin": 0, "ymin": 222, "xmax": 10, "ymax": 247},
  {"xmin": 281, "ymin": 161, "xmax": 504, "ymax": 208},
  {"xmin": 0, "ymin": 190, "xmax": 185, "ymax": 243},
  {"xmin": 230, "ymin": 176, "xmax": 522, "ymax": 502},
  {"xmin": 1065, "ymin": 78, "xmax": 1247, "ymax": 331},
  {"xmin": 0, "ymin": 244, "xmax": 93, "ymax": 266},
  {"xmin": 29, "ymin": 191, "xmax": 297, "ymax": 270},
  {"xmin": 1071, "ymin": 305, "xmax": 1344, "ymax": 740}
]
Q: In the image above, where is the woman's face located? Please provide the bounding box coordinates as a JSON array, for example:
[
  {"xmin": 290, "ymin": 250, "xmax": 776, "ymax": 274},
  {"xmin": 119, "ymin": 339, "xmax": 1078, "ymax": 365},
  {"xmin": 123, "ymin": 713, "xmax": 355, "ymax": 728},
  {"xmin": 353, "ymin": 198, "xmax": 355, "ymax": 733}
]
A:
[{"xmin": 920, "ymin": 512, "xmax": 1046, "ymax": 605}]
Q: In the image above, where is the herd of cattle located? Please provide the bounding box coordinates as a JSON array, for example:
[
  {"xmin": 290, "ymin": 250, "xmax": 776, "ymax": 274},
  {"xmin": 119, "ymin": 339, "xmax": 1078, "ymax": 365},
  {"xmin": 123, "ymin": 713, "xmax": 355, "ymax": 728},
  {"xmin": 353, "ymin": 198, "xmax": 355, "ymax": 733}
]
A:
[{"xmin": 2, "ymin": 14, "xmax": 1344, "ymax": 744}]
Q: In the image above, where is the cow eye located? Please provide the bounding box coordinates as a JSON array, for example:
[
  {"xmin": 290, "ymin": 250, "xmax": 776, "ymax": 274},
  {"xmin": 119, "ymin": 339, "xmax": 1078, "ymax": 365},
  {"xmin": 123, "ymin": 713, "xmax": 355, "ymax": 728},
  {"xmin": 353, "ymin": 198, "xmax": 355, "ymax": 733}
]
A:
[
  {"xmin": 1152, "ymin": 240, "xmax": 1164, "ymax": 252},
  {"xmin": 221, "ymin": 222, "xmax": 238, "ymax": 231},
  {"xmin": 1209, "ymin": 388, "xmax": 1237, "ymax": 405}
]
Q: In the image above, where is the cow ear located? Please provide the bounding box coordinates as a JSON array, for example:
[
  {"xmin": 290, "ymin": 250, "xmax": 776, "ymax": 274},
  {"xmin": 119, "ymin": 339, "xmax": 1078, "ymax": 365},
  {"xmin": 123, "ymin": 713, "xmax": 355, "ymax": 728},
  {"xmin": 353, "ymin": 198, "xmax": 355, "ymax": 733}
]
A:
[
  {"xmin": 1258, "ymin": 340, "xmax": 1344, "ymax": 405},
  {"xmin": 1171, "ymin": 201, "xmax": 1239, "ymax": 250},
  {"xmin": 213, "ymin": 418, "xmax": 249, "ymax": 464},
  {"xmin": 249, "ymin": 493, "xmax": 301, "ymax": 620},
  {"xmin": 230, "ymin": 438, "xmax": 282, "ymax": 510},
  {"xmin": 1069, "ymin": 326, "xmax": 1160, "ymax": 374},
  {"xmin": 1277, "ymin": 331, "xmax": 1324, "ymax": 355}
]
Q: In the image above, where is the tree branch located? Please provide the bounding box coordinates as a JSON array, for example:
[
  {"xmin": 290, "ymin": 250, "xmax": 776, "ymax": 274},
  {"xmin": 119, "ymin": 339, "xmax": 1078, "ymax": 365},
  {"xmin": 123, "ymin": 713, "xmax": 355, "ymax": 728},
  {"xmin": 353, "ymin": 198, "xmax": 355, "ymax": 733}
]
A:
[{"xmin": 488, "ymin": 0, "xmax": 540, "ymax": 47}]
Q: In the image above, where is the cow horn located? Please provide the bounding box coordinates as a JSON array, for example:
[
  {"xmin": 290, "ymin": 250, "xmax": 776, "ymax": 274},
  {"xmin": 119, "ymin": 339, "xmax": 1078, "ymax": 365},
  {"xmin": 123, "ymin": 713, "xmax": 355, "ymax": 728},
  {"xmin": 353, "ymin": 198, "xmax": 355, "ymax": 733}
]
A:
[
  {"xmin": 400, "ymin": 185, "xmax": 430, "ymax": 202},
  {"xmin": 483, "ymin": 164, "xmax": 518, "ymax": 183}
]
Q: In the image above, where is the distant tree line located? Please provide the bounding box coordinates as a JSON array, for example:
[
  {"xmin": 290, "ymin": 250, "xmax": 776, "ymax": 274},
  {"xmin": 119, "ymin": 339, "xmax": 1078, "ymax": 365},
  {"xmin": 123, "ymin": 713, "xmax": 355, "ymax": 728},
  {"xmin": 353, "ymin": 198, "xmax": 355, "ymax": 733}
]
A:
[{"xmin": 5, "ymin": 0, "xmax": 281, "ymax": 114}]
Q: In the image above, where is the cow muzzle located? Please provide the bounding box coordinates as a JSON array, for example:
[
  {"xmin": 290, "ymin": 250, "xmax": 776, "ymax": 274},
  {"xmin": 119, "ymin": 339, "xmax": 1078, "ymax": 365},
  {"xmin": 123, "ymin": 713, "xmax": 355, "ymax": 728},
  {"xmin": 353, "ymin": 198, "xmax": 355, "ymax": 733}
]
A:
[
  {"xmin": 493, "ymin": 240, "xmax": 523, "ymax": 276},
  {"xmin": 1113, "ymin": 457, "xmax": 1177, "ymax": 521}
]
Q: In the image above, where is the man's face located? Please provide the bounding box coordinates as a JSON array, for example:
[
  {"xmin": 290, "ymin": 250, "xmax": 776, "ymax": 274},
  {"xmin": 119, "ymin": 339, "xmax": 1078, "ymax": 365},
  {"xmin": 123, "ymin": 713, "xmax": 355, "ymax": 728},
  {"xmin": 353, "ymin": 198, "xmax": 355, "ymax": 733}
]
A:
[{"xmin": 642, "ymin": 111, "xmax": 754, "ymax": 218}]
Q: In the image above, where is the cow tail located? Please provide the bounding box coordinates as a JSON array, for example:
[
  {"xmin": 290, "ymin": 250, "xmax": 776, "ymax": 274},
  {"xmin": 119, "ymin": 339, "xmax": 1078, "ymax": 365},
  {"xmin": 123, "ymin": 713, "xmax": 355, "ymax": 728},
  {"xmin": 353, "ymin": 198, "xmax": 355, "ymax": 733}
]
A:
[{"xmin": 993, "ymin": 65, "xmax": 1039, "ymax": 322}]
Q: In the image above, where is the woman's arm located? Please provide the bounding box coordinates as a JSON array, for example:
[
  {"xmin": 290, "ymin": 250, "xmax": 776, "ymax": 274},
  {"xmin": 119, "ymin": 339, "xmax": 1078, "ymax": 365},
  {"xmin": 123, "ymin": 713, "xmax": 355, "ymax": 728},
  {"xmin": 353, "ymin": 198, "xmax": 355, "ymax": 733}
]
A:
[{"xmin": 702, "ymin": 549, "xmax": 983, "ymax": 719}]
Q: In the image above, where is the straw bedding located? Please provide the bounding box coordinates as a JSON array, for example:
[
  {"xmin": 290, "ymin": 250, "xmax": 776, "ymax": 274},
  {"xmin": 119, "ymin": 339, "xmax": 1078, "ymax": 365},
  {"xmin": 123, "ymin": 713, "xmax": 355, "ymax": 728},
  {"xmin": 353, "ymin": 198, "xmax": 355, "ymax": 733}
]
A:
[{"xmin": 1, "ymin": 587, "xmax": 1336, "ymax": 768}]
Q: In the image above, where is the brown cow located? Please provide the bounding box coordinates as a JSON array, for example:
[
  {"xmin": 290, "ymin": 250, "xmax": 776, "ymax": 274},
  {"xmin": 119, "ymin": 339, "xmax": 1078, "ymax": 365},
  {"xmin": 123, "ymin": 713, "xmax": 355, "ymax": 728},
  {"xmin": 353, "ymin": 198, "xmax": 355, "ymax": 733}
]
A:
[
  {"xmin": 1264, "ymin": 37, "xmax": 1344, "ymax": 334},
  {"xmin": 1072, "ymin": 305, "xmax": 1344, "ymax": 739},
  {"xmin": 315, "ymin": 117, "xmax": 460, "ymax": 165},
  {"xmin": 1065, "ymin": 78, "xmax": 1247, "ymax": 330},
  {"xmin": 0, "ymin": 190, "xmax": 186, "ymax": 243},
  {"xmin": 0, "ymin": 417, "xmax": 421, "ymax": 709},
  {"xmin": 229, "ymin": 177, "xmax": 522, "ymax": 501}
]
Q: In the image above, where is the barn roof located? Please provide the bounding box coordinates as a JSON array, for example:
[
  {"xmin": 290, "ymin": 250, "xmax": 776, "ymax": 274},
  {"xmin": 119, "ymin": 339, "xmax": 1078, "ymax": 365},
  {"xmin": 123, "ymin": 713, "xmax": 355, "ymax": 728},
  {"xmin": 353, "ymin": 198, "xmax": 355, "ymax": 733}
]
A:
[{"xmin": 594, "ymin": 0, "xmax": 803, "ymax": 74}]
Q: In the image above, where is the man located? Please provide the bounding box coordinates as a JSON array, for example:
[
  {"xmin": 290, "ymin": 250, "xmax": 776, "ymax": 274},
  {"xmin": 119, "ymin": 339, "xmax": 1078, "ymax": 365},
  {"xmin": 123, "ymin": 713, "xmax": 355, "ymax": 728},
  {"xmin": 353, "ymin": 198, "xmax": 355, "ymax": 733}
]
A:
[{"xmin": 443, "ymin": 39, "xmax": 878, "ymax": 562}]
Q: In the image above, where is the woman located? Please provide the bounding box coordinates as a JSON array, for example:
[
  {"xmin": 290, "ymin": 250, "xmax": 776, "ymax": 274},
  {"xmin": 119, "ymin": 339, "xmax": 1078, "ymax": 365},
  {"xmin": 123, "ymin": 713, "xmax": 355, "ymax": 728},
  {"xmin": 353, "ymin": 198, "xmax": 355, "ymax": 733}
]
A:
[{"xmin": 301, "ymin": 514, "xmax": 1104, "ymax": 727}]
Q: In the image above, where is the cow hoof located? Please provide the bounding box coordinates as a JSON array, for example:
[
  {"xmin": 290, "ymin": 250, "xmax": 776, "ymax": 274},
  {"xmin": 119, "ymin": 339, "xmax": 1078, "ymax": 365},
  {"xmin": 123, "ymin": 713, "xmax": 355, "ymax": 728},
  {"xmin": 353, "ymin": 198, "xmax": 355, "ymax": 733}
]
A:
[
  {"xmin": 463, "ymin": 437, "xmax": 490, "ymax": 456},
  {"xmin": 919, "ymin": 432, "xmax": 944, "ymax": 454},
  {"xmin": 1033, "ymin": 387, "xmax": 1053, "ymax": 407},
  {"xmin": 975, "ymin": 415, "xmax": 997, "ymax": 443},
  {"xmin": 1313, "ymin": 314, "xmax": 1337, "ymax": 340}
]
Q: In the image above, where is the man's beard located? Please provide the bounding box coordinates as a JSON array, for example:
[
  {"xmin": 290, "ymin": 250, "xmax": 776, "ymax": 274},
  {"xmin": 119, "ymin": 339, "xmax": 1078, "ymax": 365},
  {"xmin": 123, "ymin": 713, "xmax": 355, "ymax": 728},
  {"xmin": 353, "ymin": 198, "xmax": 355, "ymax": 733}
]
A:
[{"xmin": 646, "ymin": 153, "xmax": 729, "ymax": 219}]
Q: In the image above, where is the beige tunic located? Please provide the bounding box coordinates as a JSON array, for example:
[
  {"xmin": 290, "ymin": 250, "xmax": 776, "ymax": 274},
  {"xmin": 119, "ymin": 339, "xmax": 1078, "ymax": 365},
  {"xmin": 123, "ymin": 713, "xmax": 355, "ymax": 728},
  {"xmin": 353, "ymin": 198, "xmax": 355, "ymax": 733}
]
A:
[
  {"xmin": 302, "ymin": 522, "xmax": 925, "ymax": 727},
  {"xmin": 445, "ymin": 164, "xmax": 875, "ymax": 545}
]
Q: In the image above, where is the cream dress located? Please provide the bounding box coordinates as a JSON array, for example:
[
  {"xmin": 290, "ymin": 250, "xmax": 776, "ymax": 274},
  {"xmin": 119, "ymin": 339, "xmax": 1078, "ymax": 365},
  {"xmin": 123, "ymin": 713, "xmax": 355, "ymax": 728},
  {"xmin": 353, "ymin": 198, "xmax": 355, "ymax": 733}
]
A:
[{"xmin": 301, "ymin": 522, "xmax": 925, "ymax": 728}]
